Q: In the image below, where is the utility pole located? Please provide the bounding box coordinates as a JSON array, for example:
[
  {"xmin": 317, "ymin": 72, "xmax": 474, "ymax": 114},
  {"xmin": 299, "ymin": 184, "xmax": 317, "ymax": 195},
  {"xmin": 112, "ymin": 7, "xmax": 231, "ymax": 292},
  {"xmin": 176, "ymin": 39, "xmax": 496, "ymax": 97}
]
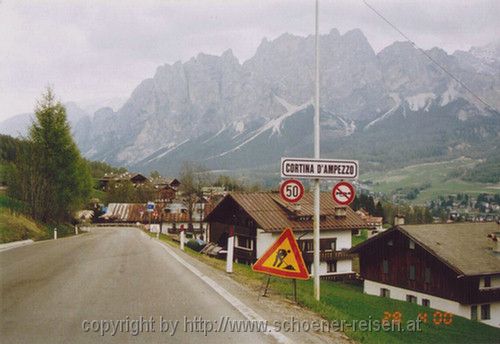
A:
[{"xmin": 313, "ymin": 0, "xmax": 321, "ymax": 301}]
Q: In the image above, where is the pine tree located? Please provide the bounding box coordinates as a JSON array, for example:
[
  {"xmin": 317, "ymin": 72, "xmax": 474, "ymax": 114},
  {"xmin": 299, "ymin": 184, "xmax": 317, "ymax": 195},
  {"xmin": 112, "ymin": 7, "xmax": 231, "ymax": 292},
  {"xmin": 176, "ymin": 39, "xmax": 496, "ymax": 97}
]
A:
[{"xmin": 19, "ymin": 88, "xmax": 92, "ymax": 222}]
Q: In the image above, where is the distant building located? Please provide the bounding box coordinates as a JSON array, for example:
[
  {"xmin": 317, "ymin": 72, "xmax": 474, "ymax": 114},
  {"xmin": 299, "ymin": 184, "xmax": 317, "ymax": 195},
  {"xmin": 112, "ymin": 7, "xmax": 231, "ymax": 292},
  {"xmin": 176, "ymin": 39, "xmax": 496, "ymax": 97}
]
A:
[
  {"xmin": 351, "ymin": 223, "xmax": 500, "ymax": 328},
  {"xmin": 356, "ymin": 209, "xmax": 383, "ymax": 236},
  {"xmin": 100, "ymin": 203, "xmax": 147, "ymax": 222},
  {"xmin": 204, "ymin": 192, "xmax": 368, "ymax": 279},
  {"xmin": 98, "ymin": 172, "xmax": 149, "ymax": 190}
]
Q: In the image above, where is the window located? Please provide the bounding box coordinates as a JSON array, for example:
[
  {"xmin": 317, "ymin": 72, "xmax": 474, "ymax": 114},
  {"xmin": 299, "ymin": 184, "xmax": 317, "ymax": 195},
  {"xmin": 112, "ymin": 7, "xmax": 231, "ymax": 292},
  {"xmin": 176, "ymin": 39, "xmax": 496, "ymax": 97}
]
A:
[
  {"xmin": 422, "ymin": 299, "xmax": 430, "ymax": 307},
  {"xmin": 484, "ymin": 276, "xmax": 491, "ymax": 288},
  {"xmin": 471, "ymin": 305, "xmax": 478, "ymax": 321},
  {"xmin": 481, "ymin": 304, "xmax": 491, "ymax": 320},
  {"xmin": 236, "ymin": 236, "xmax": 253, "ymax": 250},
  {"xmin": 409, "ymin": 265, "xmax": 416, "ymax": 280},
  {"xmin": 380, "ymin": 288, "xmax": 390, "ymax": 298},
  {"xmin": 302, "ymin": 240, "xmax": 314, "ymax": 253},
  {"xmin": 327, "ymin": 261, "xmax": 337, "ymax": 273},
  {"xmin": 424, "ymin": 267, "xmax": 431, "ymax": 284},
  {"xmin": 406, "ymin": 295, "xmax": 417, "ymax": 303},
  {"xmin": 382, "ymin": 259, "xmax": 389, "ymax": 274},
  {"xmin": 409, "ymin": 240, "xmax": 415, "ymax": 250},
  {"xmin": 320, "ymin": 239, "xmax": 336, "ymax": 252}
]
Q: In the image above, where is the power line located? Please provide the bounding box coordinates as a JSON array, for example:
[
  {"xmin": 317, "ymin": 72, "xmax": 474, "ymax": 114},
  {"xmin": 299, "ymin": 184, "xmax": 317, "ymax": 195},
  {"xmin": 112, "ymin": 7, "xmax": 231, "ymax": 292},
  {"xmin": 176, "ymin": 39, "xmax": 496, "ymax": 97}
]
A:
[{"xmin": 361, "ymin": 0, "xmax": 497, "ymax": 112}]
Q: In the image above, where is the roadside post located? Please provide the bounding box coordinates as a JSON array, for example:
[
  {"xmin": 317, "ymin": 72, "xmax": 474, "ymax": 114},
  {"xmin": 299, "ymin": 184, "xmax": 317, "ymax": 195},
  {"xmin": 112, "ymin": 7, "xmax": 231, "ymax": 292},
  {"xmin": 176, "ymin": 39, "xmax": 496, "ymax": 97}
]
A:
[
  {"xmin": 180, "ymin": 224, "xmax": 185, "ymax": 251},
  {"xmin": 146, "ymin": 201, "xmax": 154, "ymax": 233},
  {"xmin": 226, "ymin": 225, "xmax": 235, "ymax": 273},
  {"xmin": 75, "ymin": 225, "xmax": 78, "ymax": 235},
  {"xmin": 54, "ymin": 227, "xmax": 57, "ymax": 240}
]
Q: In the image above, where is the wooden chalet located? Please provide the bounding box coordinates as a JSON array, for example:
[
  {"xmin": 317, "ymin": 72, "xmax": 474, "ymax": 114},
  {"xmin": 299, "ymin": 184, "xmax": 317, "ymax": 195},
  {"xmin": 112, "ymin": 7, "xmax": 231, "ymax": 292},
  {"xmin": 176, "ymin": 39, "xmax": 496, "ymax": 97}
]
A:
[
  {"xmin": 98, "ymin": 173, "xmax": 149, "ymax": 190},
  {"xmin": 204, "ymin": 192, "xmax": 368, "ymax": 280},
  {"xmin": 351, "ymin": 222, "xmax": 500, "ymax": 328}
]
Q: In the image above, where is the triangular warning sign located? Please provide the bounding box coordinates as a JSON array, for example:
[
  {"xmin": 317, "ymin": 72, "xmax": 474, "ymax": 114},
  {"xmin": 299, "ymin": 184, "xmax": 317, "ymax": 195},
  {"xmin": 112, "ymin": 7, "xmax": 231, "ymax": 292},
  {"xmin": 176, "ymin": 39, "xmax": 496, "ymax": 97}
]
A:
[{"xmin": 252, "ymin": 228, "xmax": 309, "ymax": 280}]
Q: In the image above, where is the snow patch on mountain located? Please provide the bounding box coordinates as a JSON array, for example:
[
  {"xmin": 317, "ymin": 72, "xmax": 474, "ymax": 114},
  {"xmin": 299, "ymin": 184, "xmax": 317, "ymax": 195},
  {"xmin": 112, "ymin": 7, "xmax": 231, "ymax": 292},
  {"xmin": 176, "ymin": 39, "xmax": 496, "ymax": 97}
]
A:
[
  {"xmin": 146, "ymin": 140, "xmax": 189, "ymax": 163},
  {"xmin": 405, "ymin": 93, "xmax": 436, "ymax": 111},
  {"xmin": 234, "ymin": 121, "xmax": 245, "ymax": 133},
  {"xmin": 364, "ymin": 94, "xmax": 401, "ymax": 130},
  {"xmin": 441, "ymin": 83, "xmax": 459, "ymax": 106},
  {"xmin": 213, "ymin": 98, "xmax": 311, "ymax": 158},
  {"xmin": 203, "ymin": 124, "xmax": 227, "ymax": 144}
]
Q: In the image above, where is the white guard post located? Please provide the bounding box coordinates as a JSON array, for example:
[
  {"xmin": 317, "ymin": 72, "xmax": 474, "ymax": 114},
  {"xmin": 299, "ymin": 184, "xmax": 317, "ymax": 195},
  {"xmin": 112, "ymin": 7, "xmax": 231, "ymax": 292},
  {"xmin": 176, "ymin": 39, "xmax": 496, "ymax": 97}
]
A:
[
  {"xmin": 180, "ymin": 224, "xmax": 185, "ymax": 251},
  {"xmin": 226, "ymin": 225, "xmax": 235, "ymax": 273},
  {"xmin": 54, "ymin": 228, "xmax": 58, "ymax": 240}
]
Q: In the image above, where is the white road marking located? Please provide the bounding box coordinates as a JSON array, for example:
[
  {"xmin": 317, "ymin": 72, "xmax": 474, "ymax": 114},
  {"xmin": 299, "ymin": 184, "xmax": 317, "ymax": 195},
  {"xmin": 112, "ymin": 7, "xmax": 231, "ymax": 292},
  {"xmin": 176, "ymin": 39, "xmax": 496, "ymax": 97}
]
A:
[
  {"xmin": 149, "ymin": 235, "xmax": 292, "ymax": 344},
  {"xmin": 0, "ymin": 239, "xmax": 34, "ymax": 252}
]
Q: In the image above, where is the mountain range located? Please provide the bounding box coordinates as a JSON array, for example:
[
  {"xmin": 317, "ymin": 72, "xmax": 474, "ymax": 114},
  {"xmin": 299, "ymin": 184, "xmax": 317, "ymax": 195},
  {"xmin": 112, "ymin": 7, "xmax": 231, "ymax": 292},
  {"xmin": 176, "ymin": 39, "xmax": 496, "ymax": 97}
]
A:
[{"xmin": 2, "ymin": 29, "xmax": 500, "ymax": 181}]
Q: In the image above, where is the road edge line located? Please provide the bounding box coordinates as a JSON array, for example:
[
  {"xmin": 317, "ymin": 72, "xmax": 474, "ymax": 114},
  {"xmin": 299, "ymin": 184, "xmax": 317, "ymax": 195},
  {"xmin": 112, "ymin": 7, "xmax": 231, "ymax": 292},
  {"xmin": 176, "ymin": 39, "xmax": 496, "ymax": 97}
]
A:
[{"xmin": 149, "ymin": 235, "xmax": 292, "ymax": 344}]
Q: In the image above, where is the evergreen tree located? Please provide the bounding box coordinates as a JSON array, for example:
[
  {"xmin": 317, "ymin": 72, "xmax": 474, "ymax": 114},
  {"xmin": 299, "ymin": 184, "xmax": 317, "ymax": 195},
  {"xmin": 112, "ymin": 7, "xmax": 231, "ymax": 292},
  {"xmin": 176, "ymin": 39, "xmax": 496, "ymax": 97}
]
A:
[{"xmin": 12, "ymin": 88, "xmax": 92, "ymax": 222}]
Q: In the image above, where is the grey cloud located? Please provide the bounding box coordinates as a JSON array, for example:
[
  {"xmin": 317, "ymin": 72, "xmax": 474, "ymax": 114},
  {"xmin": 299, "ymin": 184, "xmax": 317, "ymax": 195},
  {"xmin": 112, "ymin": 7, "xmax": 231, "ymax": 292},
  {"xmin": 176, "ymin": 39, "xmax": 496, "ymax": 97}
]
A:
[{"xmin": 0, "ymin": 0, "xmax": 498, "ymax": 120}]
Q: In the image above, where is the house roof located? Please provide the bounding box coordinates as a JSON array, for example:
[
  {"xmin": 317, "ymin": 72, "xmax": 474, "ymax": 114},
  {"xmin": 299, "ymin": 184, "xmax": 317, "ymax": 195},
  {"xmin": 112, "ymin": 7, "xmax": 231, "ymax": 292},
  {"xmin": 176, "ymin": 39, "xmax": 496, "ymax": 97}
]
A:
[
  {"xmin": 351, "ymin": 222, "xmax": 500, "ymax": 276},
  {"xmin": 100, "ymin": 203, "xmax": 146, "ymax": 222},
  {"xmin": 204, "ymin": 192, "xmax": 368, "ymax": 232}
]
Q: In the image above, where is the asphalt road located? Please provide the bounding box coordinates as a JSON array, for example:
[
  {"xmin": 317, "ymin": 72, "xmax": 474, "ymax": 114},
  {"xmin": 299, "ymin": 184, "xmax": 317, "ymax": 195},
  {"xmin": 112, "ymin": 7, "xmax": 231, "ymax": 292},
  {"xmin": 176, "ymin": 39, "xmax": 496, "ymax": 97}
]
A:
[{"xmin": 0, "ymin": 227, "xmax": 275, "ymax": 343}]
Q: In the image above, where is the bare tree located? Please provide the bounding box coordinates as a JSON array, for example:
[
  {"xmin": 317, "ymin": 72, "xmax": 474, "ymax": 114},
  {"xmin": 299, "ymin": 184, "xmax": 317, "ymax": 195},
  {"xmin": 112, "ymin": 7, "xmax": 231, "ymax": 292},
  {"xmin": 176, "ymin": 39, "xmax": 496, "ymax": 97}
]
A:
[{"xmin": 178, "ymin": 162, "xmax": 211, "ymax": 230}]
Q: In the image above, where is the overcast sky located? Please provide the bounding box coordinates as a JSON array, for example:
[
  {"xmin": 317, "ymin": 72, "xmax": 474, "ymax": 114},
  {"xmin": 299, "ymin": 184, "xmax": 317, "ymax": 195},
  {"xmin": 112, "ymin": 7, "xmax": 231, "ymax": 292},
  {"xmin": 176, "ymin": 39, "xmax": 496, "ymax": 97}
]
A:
[{"xmin": 1, "ymin": 0, "xmax": 498, "ymax": 121}]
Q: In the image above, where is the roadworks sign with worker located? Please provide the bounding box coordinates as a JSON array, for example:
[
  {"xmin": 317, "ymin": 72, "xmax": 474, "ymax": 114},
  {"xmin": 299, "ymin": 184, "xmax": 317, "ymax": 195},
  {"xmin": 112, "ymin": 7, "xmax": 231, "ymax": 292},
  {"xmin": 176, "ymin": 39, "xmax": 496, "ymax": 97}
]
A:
[{"xmin": 252, "ymin": 228, "xmax": 309, "ymax": 280}]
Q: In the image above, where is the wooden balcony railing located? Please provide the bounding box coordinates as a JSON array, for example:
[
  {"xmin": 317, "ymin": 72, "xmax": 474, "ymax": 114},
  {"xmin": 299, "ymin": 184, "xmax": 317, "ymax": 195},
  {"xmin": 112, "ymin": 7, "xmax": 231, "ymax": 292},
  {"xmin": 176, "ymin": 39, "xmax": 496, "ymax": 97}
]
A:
[
  {"xmin": 475, "ymin": 287, "xmax": 500, "ymax": 303},
  {"xmin": 302, "ymin": 250, "xmax": 356, "ymax": 262},
  {"xmin": 234, "ymin": 247, "xmax": 254, "ymax": 261}
]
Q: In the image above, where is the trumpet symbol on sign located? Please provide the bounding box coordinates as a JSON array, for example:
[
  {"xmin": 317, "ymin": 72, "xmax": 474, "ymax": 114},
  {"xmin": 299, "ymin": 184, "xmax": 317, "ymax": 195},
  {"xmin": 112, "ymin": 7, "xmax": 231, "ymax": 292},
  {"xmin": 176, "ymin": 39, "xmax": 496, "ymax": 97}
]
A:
[{"xmin": 332, "ymin": 181, "xmax": 356, "ymax": 206}]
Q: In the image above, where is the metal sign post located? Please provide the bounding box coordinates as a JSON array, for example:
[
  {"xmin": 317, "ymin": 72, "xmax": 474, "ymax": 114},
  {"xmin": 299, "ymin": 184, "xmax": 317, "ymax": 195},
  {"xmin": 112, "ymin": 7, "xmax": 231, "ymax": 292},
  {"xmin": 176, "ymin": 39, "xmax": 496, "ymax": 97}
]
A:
[
  {"xmin": 276, "ymin": 0, "xmax": 359, "ymax": 302},
  {"xmin": 313, "ymin": 0, "xmax": 321, "ymax": 301}
]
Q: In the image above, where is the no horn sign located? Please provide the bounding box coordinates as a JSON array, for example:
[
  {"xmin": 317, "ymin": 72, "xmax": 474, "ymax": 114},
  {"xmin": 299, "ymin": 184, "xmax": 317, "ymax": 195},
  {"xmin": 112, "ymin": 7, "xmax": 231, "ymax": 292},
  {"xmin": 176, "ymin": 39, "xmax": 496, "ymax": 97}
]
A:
[{"xmin": 332, "ymin": 181, "xmax": 355, "ymax": 206}]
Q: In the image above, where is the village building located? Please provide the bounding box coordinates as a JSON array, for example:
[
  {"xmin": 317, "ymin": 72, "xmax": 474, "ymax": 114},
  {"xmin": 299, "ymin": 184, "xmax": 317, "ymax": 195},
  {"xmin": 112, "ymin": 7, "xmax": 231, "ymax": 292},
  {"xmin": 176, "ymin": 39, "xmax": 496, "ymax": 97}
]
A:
[
  {"xmin": 355, "ymin": 209, "xmax": 384, "ymax": 237},
  {"xmin": 99, "ymin": 203, "xmax": 147, "ymax": 223},
  {"xmin": 204, "ymin": 192, "xmax": 369, "ymax": 279},
  {"xmin": 350, "ymin": 222, "xmax": 500, "ymax": 328},
  {"xmin": 98, "ymin": 172, "xmax": 149, "ymax": 190}
]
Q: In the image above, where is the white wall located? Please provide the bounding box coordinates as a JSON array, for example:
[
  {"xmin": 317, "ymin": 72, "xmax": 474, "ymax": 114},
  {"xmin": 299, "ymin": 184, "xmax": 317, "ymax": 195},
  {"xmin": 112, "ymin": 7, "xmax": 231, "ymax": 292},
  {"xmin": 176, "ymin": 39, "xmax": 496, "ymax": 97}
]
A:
[
  {"xmin": 256, "ymin": 229, "xmax": 274, "ymax": 258},
  {"xmin": 480, "ymin": 275, "xmax": 500, "ymax": 288},
  {"xmin": 364, "ymin": 279, "xmax": 500, "ymax": 328}
]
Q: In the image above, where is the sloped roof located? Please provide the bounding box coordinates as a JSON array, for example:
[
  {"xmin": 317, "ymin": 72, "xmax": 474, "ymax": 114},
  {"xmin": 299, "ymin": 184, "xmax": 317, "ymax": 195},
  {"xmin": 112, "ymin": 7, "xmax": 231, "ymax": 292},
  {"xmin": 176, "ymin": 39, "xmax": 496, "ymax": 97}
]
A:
[
  {"xmin": 351, "ymin": 222, "xmax": 500, "ymax": 276},
  {"xmin": 100, "ymin": 203, "xmax": 146, "ymax": 222},
  {"xmin": 204, "ymin": 192, "xmax": 368, "ymax": 232}
]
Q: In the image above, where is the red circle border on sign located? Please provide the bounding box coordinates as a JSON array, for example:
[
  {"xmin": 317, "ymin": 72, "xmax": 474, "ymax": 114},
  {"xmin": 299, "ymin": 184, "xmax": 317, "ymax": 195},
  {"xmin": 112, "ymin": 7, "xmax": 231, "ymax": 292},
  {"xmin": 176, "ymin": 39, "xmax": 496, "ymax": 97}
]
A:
[
  {"xmin": 332, "ymin": 181, "xmax": 355, "ymax": 206},
  {"xmin": 280, "ymin": 179, "xmax": 305, "ymax": 203}
]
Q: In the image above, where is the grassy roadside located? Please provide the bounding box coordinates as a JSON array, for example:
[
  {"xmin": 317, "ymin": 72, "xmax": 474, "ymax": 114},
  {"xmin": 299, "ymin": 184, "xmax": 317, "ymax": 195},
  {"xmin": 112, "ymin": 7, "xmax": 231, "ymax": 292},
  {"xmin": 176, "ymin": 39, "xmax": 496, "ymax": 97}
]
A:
[
  {"xmin": 0, "ymin": 193, "xmax": 77, "ymax": 243},
  {"xmin": 147, "ymin": 231, "xmax": 500, "ymax": 344}
]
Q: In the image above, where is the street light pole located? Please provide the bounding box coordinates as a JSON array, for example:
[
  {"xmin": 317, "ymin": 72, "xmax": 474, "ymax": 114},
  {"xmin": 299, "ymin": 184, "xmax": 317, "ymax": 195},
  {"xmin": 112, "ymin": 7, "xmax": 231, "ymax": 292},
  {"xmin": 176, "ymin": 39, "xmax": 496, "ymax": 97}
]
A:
[{"xmin": 313, "ymin": 0, "xmax": 321, "ymax": 301}]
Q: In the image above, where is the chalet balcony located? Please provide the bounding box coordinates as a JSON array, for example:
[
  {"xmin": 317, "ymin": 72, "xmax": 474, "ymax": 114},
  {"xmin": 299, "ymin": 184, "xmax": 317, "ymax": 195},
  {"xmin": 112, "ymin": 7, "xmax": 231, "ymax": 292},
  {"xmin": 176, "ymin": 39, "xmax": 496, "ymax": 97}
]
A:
[
  {"xmin": 234, "ymin": 247, "xmax": 254, "ymax": 261},
  {"xmin": 320, "ymin": 272, "xmax": 358, "ymax": 282},
  {"xmin": 475, "ymin": 287, "xmax": 500, "ymax": 303},
  {"xmin": 302, "ymin": 250, "xmax": 356, "ymax": 262}
]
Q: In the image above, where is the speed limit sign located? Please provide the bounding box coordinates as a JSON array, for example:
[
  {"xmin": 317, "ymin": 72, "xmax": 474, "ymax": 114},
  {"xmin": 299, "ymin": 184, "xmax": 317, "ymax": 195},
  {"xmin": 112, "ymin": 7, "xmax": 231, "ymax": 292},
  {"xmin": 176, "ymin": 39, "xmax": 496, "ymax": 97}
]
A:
[{"xmin": 280, "ymin": 179, "xmax": 305, "ymax": 203}]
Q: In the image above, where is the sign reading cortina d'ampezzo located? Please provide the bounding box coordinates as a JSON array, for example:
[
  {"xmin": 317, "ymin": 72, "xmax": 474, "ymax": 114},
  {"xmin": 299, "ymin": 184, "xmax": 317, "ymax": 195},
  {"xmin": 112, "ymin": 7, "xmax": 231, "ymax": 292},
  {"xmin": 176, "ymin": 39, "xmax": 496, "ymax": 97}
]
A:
[{"xmin": 281, "ymin": 157, "xmax": 358, "ymax": 180}]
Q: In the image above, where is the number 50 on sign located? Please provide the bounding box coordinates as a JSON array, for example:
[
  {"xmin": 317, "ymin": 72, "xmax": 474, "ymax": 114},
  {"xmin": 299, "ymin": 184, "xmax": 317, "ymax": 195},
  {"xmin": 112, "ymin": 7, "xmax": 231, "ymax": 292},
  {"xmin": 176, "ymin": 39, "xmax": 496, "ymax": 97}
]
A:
[{"xmin": 280, "ymin": 179, "xmax": 304, "ymax": 203}]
